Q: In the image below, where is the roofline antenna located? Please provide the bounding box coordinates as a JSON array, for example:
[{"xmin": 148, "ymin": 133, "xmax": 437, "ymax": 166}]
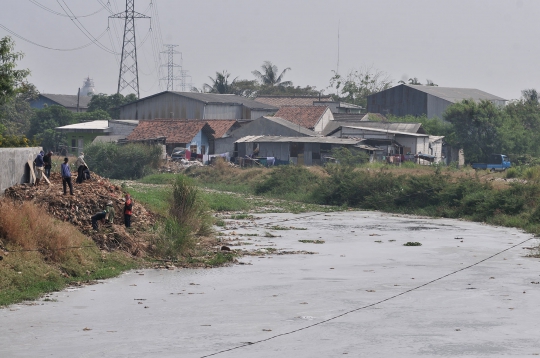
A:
[{"xmin": 336, "ymin": 20, "xmax": 340, "ymax": 75}]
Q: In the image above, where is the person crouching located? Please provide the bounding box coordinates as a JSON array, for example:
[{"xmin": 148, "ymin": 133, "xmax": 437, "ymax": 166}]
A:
[{"xmin": 91, "ymin": 210, "xmax": 107, "ymax": 231}]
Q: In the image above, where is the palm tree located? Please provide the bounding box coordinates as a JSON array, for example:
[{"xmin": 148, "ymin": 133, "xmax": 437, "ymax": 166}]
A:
[
  {"xmin": 252, "ymin": 61, "xmax": 293, "ymax": 87},
  {"xmin": 203, "ymin": 71, "xmax": 237, "ymax": 94}
]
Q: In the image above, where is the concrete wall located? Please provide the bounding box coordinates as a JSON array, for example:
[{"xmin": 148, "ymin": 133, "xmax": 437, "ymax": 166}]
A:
[
  {"xmin": 313, "ymin": 108, "xmax": 334, "ymax": 132},
  {"xmin": 0, "ymin": 147, "xmax": 42, "ymax": 194}
]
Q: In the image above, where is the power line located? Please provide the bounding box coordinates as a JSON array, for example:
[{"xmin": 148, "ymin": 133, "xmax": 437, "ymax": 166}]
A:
[
  {"xmin": 200, "ymin": 235, "xmax": 534, "ymax": 357},
  {"xmin": 56, "ymin": 0, "xmax": 118, "ymax": 55},
  {"xmin": 29, "ymin": 0, "xmax": 105, "ymax": 18},
  {"xmin": 0, "ymin": 24, "xmax": 109, "ymax": 52}
]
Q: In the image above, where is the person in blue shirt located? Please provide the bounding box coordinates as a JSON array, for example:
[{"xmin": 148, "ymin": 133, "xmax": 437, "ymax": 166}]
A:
[
  {"xmin": 34, "ymin": 151, "xmax": 44, "ymax": 186},
  {"xmin": 60, "ymin": 157, "xmax": 74, "ymax": 195}
]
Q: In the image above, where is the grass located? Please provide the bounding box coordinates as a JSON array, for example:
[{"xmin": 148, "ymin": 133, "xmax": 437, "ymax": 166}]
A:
[
  {"xmin": 403, "ymin": 242, "xmax": 422, "ymax": 246},
  {"xmin": 298, "ymin": 240, "xmax": 325, "ymax": 244},
  {"xmin": 138, "ymin": 173, "xmax": 177, "ymax": 184},
  {"xmin": 199, "ymin": 192, "xmax": 251, "ymax": 212},
  {"xmin": 0, "ymin": 201, "xmax": 140, "ymax": 306}
]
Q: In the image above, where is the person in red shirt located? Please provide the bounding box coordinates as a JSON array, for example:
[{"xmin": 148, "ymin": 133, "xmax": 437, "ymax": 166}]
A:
[{"xmin": 124, "ymin": 193, "xmax": 133, "ymax": 228}]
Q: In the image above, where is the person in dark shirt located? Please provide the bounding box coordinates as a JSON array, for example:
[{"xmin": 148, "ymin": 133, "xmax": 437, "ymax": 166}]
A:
[
  {"xmin": 91, "ymin": 211, "xmax": 107, "ymax": 231},
  {"xmin": 34, "ymin": 151, "xmax": 44, "ymax": 186},
  {"xmin": 43, "ymin": 151, "xmax": 52, "ymax": 178},
  {"xmin": 60, "ymin": 157, "xmax": 74, "ymax": 195}
]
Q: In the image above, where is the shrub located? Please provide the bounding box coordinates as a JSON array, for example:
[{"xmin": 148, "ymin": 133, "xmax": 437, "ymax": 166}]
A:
[
  {"xmin": 254, "ymin": 165, "xmax": 320, "ymax": 200},
  {"xmin": 152, "ymin": 218, "xmax": 192, "ymax": 259},
  {"xmin": 330, "ymin": 147, "xmax": 369, "ymax": 166},
  {"xmin": 84, "ymin": 142, "xmax": 162, "ymax": 180},
  {"xmin": 170, "ymin": 175, "xmax": 212, "ymax": 236}
]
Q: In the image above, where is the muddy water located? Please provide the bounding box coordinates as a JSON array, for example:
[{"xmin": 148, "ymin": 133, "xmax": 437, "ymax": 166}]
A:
[{"xmin": 2, "ymin": 211, "xmax": 540, "ymax": 358}]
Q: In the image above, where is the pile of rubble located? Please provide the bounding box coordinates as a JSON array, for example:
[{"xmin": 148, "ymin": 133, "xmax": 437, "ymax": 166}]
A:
[
  {"xmin": 4, "ymin": 173, "xmax": 158, "ymax": 256},
  {"xmin": 159, "ymin": 160, "xmax": 204, "ymax": 173}
]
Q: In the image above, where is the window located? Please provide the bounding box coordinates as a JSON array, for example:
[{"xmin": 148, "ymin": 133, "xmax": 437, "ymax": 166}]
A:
[
  {"xmin": 190, "ymin": 145, "xmax": 198, "ymax": 154},
  {"xmin": 71, "ymin": 139, "xmax": 76, "ymax": 153}
]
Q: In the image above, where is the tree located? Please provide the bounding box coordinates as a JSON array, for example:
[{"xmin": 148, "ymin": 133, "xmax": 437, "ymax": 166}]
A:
[
  {"xmin": 328, "ymin": 66, "xmax": 393, "ymax": 108},
  {"xmin": 0, "ymin": 36, "xmax": 30, "ymax": 104},
  {"xmin": 408, "ymin": 77, "xmax": 422, "ymax": 85},
  {"xmin": 203, "ymin": 71, "xmax": 237, "ymax": 94},
  {"xmin": 443, "ymin": 100, "xmax": 511, "ymax": 163},
  {"xmin": 87, "ymin": 93, "xmax": 137, "ymax": 118},
  {"xmin": 252, "ymin": 61, "xmax": 293, "ymax": 88},
  {"xmin": 27, "ymin": 105, "xmax": 109, "ymax": 151},
  {"xmin": 426, "ymin": 79, "xmax": 438, "ymax": 86},
  {"xmin": 521, "ymin": 89, "xmax": 539, "ymax": 104},
  {"xmin": 0, "ymin": 83, "xmax": 38, "ymax": 135}
]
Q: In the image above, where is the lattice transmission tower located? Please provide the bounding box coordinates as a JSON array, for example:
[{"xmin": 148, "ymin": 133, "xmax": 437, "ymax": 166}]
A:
[
  {"xmin": 160, "ymin": 45, "xmax": 192, "ymax": 91},
  {"xmin": 160, "ymin": 44, "xmax": 181, "ymax": 91},
  {"xmin": 110, "ymin": 0, "xmax": 150, "ymax": 98}
]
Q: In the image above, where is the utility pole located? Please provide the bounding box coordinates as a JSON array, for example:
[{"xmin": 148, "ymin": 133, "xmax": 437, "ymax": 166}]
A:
[
  {"xmin": 160, "ymin": 44, "xmax": 182, "ymax": 91},
  {"xmin": 110, "ymin": 0, "xmax": 150, "ymax": 98}
]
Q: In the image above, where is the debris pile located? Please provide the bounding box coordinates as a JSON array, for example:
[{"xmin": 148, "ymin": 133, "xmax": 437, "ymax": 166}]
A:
[
  {"xmin": 4, "ymin": 173, "xmax": 157, "ymax": 256},
  {"xmin": 159, "ymin": 160, "xmax": 204, "ymax": 173}
]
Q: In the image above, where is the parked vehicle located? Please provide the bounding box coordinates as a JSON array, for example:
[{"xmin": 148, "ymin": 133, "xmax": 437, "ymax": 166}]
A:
[
  {"xmin": 472, "ymin": 154, "xmax": 511, "ymax": 172},
  {"xmin": 171, "ymin": 147, "xmax": 186, "ymax": 161}
]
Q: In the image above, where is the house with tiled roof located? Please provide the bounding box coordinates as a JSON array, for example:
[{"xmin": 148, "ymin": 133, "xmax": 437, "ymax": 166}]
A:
[
  {"xmin": 273, "ymin": 105, "xmax": 334, "ymax": 132},
  {"xmin": 126, "ymin": 120, "xmax": 215, "ymax": 156}
]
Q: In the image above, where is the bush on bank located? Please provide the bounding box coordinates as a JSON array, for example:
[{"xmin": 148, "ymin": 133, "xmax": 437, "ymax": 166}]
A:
[{"xmin": 84, "ymin": 142, "xmax": 162, "ymax": 180}]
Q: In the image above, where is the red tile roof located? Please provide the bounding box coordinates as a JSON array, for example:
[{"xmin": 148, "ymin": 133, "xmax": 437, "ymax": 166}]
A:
[
  {"xmin": 255, "ymin": 95, "xmax": 333, "ymax": 108},
  {"xmin": 274, "ymin": 106, "xmax": 329, "ymax": 130},
  {"xmin": 126, "ymin": 120, "xmax": 214, "ymax": 144},
  {"xmin": 204, "ymin": 120, "xmax": 241, "ymax": 138}
]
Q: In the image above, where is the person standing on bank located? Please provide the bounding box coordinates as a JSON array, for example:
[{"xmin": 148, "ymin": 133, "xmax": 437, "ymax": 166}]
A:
[
  {"xmin": 124, "ymin": 193, "xmax": 133, "ymax": 228},
  {"xmin": 43, "ymin": 151, "xmax": 52, "ymax": 178},
  {"xmin": 34, "ymin": 150, "xmax": 44, "ymax": 186},
  {"xmin": 60, "ymin": 157, "xmax": 74, "ymax": 195},
  {"xmin": 75, "ymin": 152, "xmax": 88, "ymax": 184}
]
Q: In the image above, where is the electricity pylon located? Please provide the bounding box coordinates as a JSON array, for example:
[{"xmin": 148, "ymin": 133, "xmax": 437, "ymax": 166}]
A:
[
  {"xmin": 110, "ymin": 0, "xmax": 150, "ymax": 98},
  {"xmin": 160, "ymin": 44, "xmax": 182, "ymax": 91}
]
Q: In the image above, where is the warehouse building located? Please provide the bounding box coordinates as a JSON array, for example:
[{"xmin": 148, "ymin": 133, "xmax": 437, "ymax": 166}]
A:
[{"xmin": 367, "ymin": 84, "xmax": 506, "ymax": 119}]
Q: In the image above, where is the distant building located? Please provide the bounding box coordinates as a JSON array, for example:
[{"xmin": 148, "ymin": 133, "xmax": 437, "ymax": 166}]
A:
[
  {"xmin": 255, "ymin": 95, "xmax": 363, "ymax": 114},
  {"xmin": 367, "ymin": 84, "xmax": 507, "ymax": 119},
  {"xmin": 30, "ymin": 93, "xmax": 92, "ymax": 112},
  {"xmin": 273, "ymin": 105, "xmax": 334, "ymax": 132},
  {"xmin": 214, "ymin": 116, "xmax": 316, "ymax": 156},
  {"xmin": 234, "ymin": 136, "xmax": 371, "ymax": 166},
  {"xmin": 118, "ymin": 91, "xmax": 278, "ymax": 120},
  {"xmin": 55, "ymin": 120, "xmax": 138, "ymax": 155},
  {"xmin": 254, "ymin": 95, "xmax": 334, "ymax": 107},
  {"xmin": 80, "ymin": 77, "xmax": 96, "ymax": 97}
]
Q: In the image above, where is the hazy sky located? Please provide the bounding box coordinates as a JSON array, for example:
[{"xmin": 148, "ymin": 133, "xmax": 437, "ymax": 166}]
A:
[{"xmin": 2, "ymin": 0, "xmax": 539, "ymax": 101}]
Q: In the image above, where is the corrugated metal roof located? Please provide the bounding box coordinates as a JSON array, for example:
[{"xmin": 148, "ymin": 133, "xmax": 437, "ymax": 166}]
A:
[
  {"xmin": 323, "ymin": 121, "xmax": 424, "ymax": 136},
  {"xmin": 235, "ymin": 135, "xmax": 361, "ymax": 145},
  {"xmin": 127, "ymin": 120, "xmax": 214, "ymax": 144},
  {"xmin": 264, "ymin": 116, "xmax": 317, "ymax": 136},
  {"xmin": 117, "ymin": 91, "xmax": 279, "ymax": 110},
  {"xmin": 343, "ymin": 126, "xmax": 430, "ymax": 137},
  {"xmin": 170, "ymin": 92, "xmax": 278, "ymax": 110},
  {"xmin": 404, "ymin": 84, "xmax": 507, "ymax": 103},
  {"xmin": 255, "ymin": 95, "xmax": 333, "ymax": 107},
  {"xmin": 55, "ymin": 120, "xmax": 109, "ymax": 132},
  {"xmin": 40, "ymin": 93, "xmax": 92, "ymax": 108}
]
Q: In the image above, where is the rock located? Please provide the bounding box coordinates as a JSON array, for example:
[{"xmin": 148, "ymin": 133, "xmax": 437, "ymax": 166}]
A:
[{"xmin": 220, "ymin": 246, "xmax": 231, "ymax": 251}]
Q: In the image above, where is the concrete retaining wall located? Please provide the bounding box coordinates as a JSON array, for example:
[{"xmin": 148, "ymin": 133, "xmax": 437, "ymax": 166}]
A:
[{"xmin": 0, "ymin": 147, "xmax": 42, "ymax": 194}]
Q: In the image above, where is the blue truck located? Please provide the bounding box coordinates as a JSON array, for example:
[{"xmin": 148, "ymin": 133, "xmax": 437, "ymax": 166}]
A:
[{"xmin": 472, "ymin": 154, "xmax": 511, "ymax": 172}]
